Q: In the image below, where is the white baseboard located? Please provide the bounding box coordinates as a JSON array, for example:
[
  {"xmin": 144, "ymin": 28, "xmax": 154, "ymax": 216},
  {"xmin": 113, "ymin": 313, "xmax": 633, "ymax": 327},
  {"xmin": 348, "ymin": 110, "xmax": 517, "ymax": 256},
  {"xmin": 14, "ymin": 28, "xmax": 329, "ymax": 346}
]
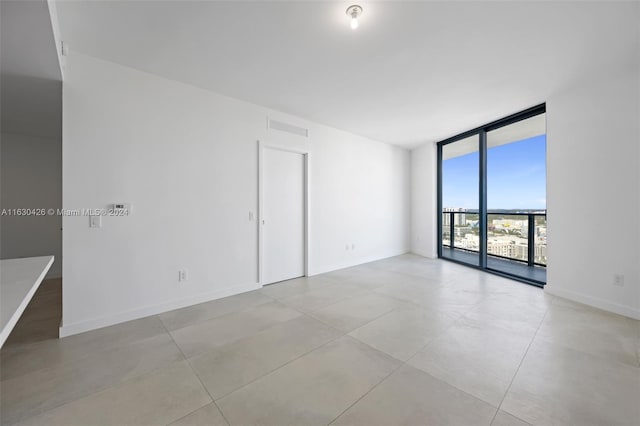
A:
[
  {"xmin": 545, "ymin": 286, "xmax": 640, "ymax": 320},
  {"xmin": 409, "ymin": 250, "xmax": 437, "ymax": 260},
  {"xmin": 59, "ymin": 281, "xmax": 261, "ymax": 338},
  {"xmin": 309, "ymin": 249, "xmax": 410, "ymax": 277}
]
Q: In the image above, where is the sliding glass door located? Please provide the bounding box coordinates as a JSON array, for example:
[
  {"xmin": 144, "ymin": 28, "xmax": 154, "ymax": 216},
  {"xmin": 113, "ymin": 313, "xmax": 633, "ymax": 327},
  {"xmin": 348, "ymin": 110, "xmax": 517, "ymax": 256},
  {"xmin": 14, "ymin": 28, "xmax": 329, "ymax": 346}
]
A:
[
  {"xmin": 441, "ymin": 135, "xmax": 480, "ymax": 266},
  {"xmin": 486, "ymin": 114, "xmax": 547, "ymax": 282},
  {"xmin": 437, "ymin": 105, "xmax": 546, "ymax": 286}
]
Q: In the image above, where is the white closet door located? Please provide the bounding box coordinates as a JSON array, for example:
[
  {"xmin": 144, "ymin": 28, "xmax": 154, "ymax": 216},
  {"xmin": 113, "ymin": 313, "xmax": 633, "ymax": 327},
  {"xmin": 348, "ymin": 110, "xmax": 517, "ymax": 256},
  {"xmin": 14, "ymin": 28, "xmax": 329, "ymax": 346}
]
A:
[{"xmin": 262, "ymin": 148, "xmax": 305, "ymax": 285}]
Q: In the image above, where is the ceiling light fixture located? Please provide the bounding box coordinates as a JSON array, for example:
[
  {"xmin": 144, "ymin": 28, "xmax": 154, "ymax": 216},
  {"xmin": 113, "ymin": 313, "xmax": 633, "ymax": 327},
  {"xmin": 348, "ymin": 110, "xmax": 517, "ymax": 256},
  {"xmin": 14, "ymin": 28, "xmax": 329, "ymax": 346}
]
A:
[{"xmin": 346, "ymin": 5, "xmax": 363, "ymax": 30}]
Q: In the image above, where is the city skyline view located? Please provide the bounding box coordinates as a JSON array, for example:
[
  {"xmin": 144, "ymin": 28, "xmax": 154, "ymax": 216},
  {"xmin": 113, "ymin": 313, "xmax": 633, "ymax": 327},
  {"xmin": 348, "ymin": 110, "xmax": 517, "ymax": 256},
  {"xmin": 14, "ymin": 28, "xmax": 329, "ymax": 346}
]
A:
[{"xmin": 442, "ymin": 134, "xmax": 547, "ymax": 210}]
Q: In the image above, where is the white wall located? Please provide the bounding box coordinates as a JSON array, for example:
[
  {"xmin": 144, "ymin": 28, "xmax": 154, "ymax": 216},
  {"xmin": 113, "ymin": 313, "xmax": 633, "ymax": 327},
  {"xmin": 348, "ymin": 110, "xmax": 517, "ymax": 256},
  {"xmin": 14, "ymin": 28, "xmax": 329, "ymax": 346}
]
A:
[
  {"xmin": 411, "ymin": 143, "xmax": 437, "ymax": 258},
  {"xmin": 411, "ymin": 65, "xmax": 640, "ymax": 319},
  {"xmin": 545, "ymin": 65, "xmax": 639, "ymax": 319},
  {"xmin": 1, "ymin": 132, "xmax": 62, "ymax": 278},
  {"xmin": 61, "ymin": 51, "xmax": 410, "ymax": 336}
]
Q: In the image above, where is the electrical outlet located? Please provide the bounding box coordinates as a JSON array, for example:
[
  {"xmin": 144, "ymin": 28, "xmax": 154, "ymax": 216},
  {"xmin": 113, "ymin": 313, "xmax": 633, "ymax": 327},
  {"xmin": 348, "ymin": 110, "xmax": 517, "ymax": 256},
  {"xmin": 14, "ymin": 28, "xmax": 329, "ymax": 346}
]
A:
[
  {"xmin": 178, "ymin": 269, "xmax": 188, "ymax": 282},
  {"xmin": 613, "ymin": 274, "xmax": 624, "ymax": 287},
  {"xmin": 351, "ymin": 244, "xmax": 355, "ymax": 250},
  {"xmin": 345, "ymin": 244, "xmax": 350, "ymax": 251}
]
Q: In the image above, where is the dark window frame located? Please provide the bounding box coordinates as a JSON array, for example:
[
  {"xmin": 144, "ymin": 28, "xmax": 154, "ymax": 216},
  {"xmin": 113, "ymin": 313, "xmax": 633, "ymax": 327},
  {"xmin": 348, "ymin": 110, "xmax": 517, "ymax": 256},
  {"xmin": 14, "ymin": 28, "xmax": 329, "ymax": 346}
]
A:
[{"xmin": 436, "ymin": 104, "xmax": 546, "ymax": 287}]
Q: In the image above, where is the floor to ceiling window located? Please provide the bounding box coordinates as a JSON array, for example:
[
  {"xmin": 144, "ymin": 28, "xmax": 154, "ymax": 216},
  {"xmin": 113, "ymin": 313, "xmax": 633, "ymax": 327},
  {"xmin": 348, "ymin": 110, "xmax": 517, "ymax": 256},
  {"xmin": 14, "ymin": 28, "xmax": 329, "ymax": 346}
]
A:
[
  {"xmin": 441, "ymin": 135, "xmax": 480, "ymax": 266},
  {"xmin": 437, "ymin": 105, "xmax": 546, "ymax": 286}
]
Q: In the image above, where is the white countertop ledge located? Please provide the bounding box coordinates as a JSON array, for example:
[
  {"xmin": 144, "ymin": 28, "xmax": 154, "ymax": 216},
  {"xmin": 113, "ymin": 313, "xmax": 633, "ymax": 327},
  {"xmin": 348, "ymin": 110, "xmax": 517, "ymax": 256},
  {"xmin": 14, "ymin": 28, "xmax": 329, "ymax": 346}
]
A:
[{"xmin": 1, "ymin": 256, "xmax": 54, "ymax": 348}]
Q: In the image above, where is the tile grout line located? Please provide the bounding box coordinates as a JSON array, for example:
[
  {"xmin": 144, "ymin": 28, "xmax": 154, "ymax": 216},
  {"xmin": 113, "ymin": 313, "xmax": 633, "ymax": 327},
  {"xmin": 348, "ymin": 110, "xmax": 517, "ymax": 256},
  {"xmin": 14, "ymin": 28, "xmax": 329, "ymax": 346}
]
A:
[
  {"xmin": 344, "ymin": 329, "xmax": 514, "ymax": 426},
  {"xmin": 7, "ymin": 329, "xmax": 185, "ymax": 426},
  {"xmin": 325, "ymin": 308, "xmax": 479, "ymax": 426},
  {"xmin": 159, "ymin": 317, "xmax": 231, "ymax": 426},
  {"xmin": 3, "ymin": 318, "xmax": 184, "ymax": 425},
  {"xmin": 6, "ymin": 258, "xmax": 555, "ymax": 426},
  {"xmin": 326, "ymin": 358, "xmax": 405, "ymax": 426},
  {"xmin": 159, "ymin": 292, "xmax": 360, "ymax": 418},
  {"xmin": 547, "ymin": 297, "xmax": 640, "ymax": 370},
  {"xmin": 317, "ymin": 270, "xmax": 499, "ymax": 423},
  {"xmin": 488, "ymin": 304, "xmax": 550, "ymax": 425},
  {"xmin": 202, "ymin": 278, "xmax": 450, "ymax": 416},
  {"xmin": 390, "ymin": 295, "xmax": 546, "ymax": 425},
  {"xmin": 395, "ymin": 303, "xmax": 541, "ymax": 423},
  {"xmin": 158, "ymin": 294, "xmax": 277, "ymax": 334},
  {"xmin": 305, "ymin": 295, "xmax": 410, "ymax": 336},
  {"xmin": 277, "ymin": 285, "xmax": 371, "ymax": 315},
  {"xmin": 208, "ymin": 314, "xmax": 350, "ymax": 402}
]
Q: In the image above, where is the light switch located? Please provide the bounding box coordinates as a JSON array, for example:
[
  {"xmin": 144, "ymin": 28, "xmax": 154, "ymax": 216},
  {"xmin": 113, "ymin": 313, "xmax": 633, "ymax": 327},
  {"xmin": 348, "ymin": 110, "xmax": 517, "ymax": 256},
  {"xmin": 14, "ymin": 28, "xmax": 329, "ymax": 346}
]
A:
[{"xmin": 90, "ymin": 215, "xmax": 102, "ymax": 228}]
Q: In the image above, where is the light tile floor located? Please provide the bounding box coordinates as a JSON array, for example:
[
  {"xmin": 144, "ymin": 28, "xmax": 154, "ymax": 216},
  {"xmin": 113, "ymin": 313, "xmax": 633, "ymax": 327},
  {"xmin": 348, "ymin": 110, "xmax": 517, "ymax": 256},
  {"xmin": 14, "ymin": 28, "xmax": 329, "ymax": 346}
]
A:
[{"xmin": 1, "ymin": 254, "xmax": 639, "ymax": 426}]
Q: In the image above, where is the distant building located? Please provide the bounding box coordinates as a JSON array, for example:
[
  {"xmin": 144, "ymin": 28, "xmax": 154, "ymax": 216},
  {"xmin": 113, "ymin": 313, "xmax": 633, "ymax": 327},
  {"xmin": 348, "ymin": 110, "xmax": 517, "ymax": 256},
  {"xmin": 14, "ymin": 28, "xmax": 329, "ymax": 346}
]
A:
[
  {"xmin": 443, "ymin": 207, "xmax": 467, "ymax": 226},
  {"xmin": 492, "ymin": 219, "xmax": 527, "ymax": 231},
  {"xmin": 487, "ymin": 237, "xmax": 527, "ymax": 261}
]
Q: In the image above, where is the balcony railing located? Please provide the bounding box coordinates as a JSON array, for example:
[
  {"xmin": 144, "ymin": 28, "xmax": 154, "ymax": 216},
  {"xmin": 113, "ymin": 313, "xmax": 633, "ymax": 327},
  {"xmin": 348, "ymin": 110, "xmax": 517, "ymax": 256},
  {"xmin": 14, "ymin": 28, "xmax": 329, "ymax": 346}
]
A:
[{"xmin": 442, "ymin": 210, "xmax": 546, "ymax": 267}]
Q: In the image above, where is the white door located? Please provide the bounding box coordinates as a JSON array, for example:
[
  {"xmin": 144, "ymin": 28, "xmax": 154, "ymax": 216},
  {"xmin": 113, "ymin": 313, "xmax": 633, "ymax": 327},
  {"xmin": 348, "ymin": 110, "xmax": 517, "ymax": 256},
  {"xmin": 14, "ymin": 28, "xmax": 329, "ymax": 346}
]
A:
[{"xmin": 262, "ymin": 148, "xmax": 305, "ymax": 285}]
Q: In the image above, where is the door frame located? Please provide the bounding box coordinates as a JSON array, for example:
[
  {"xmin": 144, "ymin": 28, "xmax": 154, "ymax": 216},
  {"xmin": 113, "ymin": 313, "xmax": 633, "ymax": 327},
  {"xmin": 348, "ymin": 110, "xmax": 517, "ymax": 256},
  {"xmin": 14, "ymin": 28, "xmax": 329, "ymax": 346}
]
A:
[{"xmin": 257, "ymin": 140, "xmax": 310, "ymax": 286}]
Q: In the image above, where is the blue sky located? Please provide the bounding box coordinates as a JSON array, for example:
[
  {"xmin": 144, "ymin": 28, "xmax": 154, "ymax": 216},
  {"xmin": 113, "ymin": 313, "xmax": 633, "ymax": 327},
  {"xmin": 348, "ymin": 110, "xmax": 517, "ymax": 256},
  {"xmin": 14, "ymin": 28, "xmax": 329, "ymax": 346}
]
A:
[{"xmin": 442, "ymin": 135, "xmax": 546, "ymax": 210}]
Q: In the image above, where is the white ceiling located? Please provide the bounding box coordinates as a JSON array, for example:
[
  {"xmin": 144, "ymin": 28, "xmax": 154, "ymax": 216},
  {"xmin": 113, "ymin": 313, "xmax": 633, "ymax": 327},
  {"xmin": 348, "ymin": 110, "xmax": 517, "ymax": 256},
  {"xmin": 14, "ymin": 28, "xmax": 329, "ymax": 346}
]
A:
[
  {"xmin": 54, "ymin": 1, "xmax": 639, "ymax": 148},
  {"xmin": 443, "ymin": 114, "xmax": 546, "ymax": 160},
  {"xmin": 1, "ymin": 0, "xmax": 62, "ymax": 139}
]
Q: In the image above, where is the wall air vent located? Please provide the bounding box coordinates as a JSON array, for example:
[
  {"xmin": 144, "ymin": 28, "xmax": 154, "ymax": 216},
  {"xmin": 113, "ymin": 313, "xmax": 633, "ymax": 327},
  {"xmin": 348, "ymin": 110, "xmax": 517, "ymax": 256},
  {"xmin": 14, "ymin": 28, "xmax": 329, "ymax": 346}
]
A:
[{"xmin": 268, "ymin": 119, "xmax": 309, "ymax": 138}]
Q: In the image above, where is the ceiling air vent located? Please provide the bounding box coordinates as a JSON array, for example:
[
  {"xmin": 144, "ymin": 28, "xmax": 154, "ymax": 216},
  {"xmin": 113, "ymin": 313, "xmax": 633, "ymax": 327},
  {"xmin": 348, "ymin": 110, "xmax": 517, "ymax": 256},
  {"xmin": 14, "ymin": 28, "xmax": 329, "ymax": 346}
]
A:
[{"xmin": 268, "ymin": 119, "xmax": 309, "ymax": 138}]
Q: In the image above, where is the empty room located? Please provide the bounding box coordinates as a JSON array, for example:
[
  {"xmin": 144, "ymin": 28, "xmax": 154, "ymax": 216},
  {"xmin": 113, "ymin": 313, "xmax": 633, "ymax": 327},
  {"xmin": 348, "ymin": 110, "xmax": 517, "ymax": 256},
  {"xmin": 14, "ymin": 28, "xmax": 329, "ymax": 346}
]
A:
[{"xmin": 1, "ymin": 1, "xmax": 638, "ymax": 425}]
